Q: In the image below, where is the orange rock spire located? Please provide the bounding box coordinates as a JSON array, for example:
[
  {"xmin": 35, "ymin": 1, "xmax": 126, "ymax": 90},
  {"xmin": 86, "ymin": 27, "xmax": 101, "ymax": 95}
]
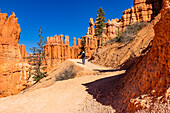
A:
[{"xmin": 0, "ymin": 12, "xmax": 30, "ymax": 97}]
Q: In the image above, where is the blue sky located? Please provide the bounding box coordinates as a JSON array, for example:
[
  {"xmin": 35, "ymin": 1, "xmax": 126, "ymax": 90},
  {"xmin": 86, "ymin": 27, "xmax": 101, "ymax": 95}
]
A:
[{"xmin": 0, "ymin": 0, "xmax": 133, "ymax": 53}]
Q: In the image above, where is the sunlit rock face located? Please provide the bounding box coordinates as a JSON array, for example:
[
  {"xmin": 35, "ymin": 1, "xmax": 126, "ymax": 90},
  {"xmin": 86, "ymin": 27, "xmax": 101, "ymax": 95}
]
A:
[
  {"xmin": 119, "ymin": 0, "xmax": 169, "ymax": 111},
  {"xmin": 44, "ymin": 35, "xmax": 80, "ymax": 71},
  {"xmin": 0, "ymin": 12, "xmax": 30, "ymax": 98}
]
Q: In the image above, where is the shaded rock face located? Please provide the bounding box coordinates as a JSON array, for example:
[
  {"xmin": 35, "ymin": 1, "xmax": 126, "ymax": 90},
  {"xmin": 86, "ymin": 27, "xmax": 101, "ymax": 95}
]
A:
[
  {"xmin": 146, "ymin": 0, "xmax": 163, "ymax": 19},
  {"xmin": 0, "ymin": 12, "xmax": 30, "ymax": 98},
  {"xmin": 134, "ymin": 0, "xmax": 163, "ymax": 18}
]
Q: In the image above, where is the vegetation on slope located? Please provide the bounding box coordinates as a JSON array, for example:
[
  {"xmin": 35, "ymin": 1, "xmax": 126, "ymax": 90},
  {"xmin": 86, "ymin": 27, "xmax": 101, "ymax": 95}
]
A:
[{"xmin": 105, "ymin": 22, "xmax": 148, "ymax": 45}]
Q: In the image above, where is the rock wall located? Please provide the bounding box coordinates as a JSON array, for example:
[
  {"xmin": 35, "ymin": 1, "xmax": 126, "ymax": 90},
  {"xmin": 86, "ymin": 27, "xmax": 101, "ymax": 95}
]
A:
[
  {"xmin": 118, "ymin": 0, "xmax": 169, "ymax": 111},
  {"xmin": 0, "ymin": 12, "xmax": 30, "ymax": 97}
]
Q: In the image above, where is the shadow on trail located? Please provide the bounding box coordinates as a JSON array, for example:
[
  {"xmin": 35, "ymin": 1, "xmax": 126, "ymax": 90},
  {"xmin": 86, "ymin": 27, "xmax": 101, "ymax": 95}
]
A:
[
  {"xmin": 93, "ymin": 69, "xmax": 122, "ymax": 73},
  {"xmin": 82, "ymin": 73, "xmax": 126, "ymax": 112},
  {"xmin": 77, "ymin": 61, "xmax": 83, "ymax": 64}
]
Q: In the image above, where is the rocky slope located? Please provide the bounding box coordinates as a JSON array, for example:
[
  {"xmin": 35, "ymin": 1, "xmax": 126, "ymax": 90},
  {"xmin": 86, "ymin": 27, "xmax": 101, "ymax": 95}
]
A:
[
  {"xmin": 90, "ymin": 13, "xmax": 160, "ymax": 69},
  {"xmin": 0, "ymin": 12, "xmax": 30, "ymax": 97}
]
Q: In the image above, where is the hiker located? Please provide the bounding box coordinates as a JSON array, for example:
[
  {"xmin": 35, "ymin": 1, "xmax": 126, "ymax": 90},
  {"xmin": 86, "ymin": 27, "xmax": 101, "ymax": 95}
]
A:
[{"xmin": 82, "ymin": 51, "xmax": 85, "ymax": 65}]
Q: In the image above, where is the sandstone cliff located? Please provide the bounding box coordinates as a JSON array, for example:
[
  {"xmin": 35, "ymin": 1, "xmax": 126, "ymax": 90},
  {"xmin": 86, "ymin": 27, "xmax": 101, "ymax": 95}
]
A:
[{"xmin": 0, "ymin": 12, "xmax": 30, "ymax": 97}]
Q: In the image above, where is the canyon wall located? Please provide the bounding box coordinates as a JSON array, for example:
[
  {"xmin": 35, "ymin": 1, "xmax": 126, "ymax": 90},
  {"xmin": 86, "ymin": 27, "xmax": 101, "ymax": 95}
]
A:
[
  {"xmin": 118, "ymin": 0, "xmax": 169, "ymax": 111},
  {"xmin": 0, "ymin": 12, "xmax": 30, "ymax": 97}
]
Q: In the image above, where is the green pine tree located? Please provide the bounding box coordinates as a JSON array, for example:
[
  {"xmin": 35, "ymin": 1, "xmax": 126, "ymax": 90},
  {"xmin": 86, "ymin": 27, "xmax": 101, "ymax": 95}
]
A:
[
  {"xmin": 95, "ymin": 7, "xmax": 106, "ymax": 46},
  {"xmin": 28, "ymin": 27, "xmax": 48, "ymax": 83}
]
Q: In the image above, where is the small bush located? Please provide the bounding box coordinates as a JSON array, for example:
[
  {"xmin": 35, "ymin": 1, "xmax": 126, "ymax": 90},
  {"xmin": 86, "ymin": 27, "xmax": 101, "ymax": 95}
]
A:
[
  {"xmin": 105, "ymin": 22, "xmax": 148, "ymax": 45},
  {"xmin": 56, "ymin": 65, "xmax": 77, "ymax": 81}
]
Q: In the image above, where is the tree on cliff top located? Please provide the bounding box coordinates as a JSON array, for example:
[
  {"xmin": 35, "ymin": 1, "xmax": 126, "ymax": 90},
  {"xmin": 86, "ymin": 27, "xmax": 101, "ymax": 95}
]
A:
[
  {"xmin": 28, "ymin": 27, "xmax": 48, "ymax": 83},
  {"xmin": 95, "ymin": 7, "xmax": 106, "ymax": 46}
]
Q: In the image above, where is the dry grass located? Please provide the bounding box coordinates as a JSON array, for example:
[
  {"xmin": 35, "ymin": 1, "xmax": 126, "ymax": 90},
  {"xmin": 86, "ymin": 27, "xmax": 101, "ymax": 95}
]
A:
[{"xmin": 105, "ymin": 22, "xmax": 148, "ymax": 45}]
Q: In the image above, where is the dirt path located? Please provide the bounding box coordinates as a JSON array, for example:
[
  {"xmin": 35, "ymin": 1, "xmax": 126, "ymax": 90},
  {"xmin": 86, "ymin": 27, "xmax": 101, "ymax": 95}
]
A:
[{"xmin": 0, "ymin": 59, "xmax": 125, "ymax": 113}]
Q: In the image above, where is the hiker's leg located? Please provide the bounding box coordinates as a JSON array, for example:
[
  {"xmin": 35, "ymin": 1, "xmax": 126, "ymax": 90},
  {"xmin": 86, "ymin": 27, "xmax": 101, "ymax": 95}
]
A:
[{"xmin": 83, "ymin": 58, "xmax": 85, "ymax": 64}]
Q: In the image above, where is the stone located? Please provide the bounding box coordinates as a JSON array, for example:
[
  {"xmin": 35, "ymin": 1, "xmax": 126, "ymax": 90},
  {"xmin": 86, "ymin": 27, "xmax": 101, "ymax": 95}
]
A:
[
  {"xmin": 123, "ymin": 0, "xmax": 169, "ymax": 111},
  {"xmin": 0, "ymin": 12, "xmax": 30, "ymax": 98},
  {"xmin": 44, "ymin": 35, "xmax": 80, "ymax": 71},
  {"xmin": 0, "ymin": 12, "xmax": 21, "ymax": 46}
]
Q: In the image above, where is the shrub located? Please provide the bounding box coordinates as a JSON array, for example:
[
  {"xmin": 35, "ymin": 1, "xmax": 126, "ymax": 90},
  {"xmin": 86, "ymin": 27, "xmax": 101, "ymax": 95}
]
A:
[{"xmin": 56, "ymin": 65, "xmax": 77, "ymax": 81}]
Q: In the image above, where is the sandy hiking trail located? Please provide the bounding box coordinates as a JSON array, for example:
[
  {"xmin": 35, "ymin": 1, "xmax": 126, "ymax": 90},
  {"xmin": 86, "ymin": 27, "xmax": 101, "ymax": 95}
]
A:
[{"xmin": 0, "ymin": 59, "xmax": 125, "ymax": 113}]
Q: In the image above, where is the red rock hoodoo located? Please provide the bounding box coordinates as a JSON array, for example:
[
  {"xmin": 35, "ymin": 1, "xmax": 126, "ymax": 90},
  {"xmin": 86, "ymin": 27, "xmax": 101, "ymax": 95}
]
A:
[
  {"xmin": 0, "ymin": 12, "xmax": 30, "ymax": 97},
  {"xmin": 44, "ymin": 35, "xmax": 80, "ymax": 71}
]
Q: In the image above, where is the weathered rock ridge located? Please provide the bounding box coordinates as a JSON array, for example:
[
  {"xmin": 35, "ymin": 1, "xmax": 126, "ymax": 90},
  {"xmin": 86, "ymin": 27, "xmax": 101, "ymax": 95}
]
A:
[{"xmin": 0, "ymin": 12, "xmax": 30, "ymax": 97}]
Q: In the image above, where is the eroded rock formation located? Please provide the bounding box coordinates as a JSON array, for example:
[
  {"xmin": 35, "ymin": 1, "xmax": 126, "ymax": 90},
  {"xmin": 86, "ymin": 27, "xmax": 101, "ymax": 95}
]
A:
[
  {"xmin": 115, "ymin": 0, "xmax": 169, "ymax": 111},
  {"xmin": 0, "ymin": 12, "xmax": 30, "ymax": 97},
  {"xmin": 44, "ymin": 35, "xmax": 80, "ymax": 71},
  {"xmin": 0, "ymin": 12, "xmax": 21, "ymax": 45},
  {"xmin": 124, "ymin": 0, "xmax": 170, "ymax": 111}
]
